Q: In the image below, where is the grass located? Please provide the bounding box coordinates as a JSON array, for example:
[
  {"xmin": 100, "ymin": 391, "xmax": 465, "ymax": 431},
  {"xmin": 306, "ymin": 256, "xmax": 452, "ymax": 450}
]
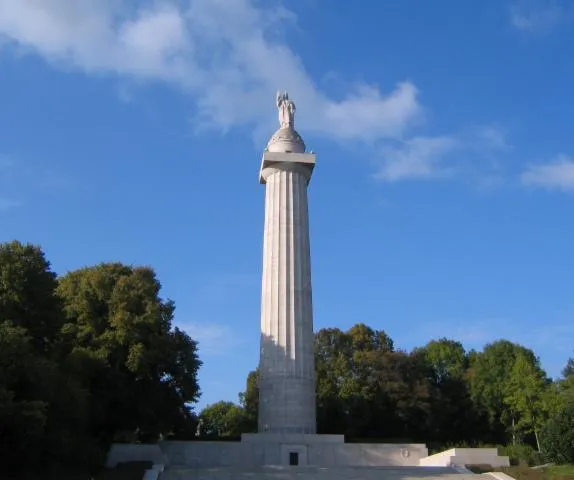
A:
[{"xmin": 546, "ymin": 465, "xmax": 574, "ymax": 480}]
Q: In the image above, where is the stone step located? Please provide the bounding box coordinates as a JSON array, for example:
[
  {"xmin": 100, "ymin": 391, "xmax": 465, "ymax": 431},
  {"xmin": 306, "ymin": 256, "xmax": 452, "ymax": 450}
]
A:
[{"xmin": 159, "ymin": 465, "xmax": 481, "ymax": 480}]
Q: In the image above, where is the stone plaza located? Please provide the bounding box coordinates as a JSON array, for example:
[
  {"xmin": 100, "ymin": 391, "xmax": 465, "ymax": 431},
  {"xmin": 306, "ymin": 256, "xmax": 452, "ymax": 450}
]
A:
[{"xmin": 106, "ymin": 93, "xmax": 512, "ymax": 479}]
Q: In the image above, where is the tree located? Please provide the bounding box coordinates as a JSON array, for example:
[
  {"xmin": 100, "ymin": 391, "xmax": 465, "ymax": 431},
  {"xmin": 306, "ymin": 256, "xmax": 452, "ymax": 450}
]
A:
[
  {"xmin": 540, "ymin": 403, "xmax": 574, "ymax": 464},
  {"xmin": 416, "ymin": 338, "xmax": 467, "ymax": 384},
  {"xmin": 356, "ymin": 349, "xmax": 433, "ymax": 440},
  {"xmin": 414, "ymin": 339, "xmax": 479, "ymax": 443},
  {"xmin": 469, "ymin": 340, "xmax": 545, "ymax": 445},
  {"xmin": 0, "ymin": 241, "xmax": 63, "ymax": 353},
  {"xmin": 199, "ymin": 401, "xmax": 250, "ymax": 437},
  {"xmin": 314, "ymin": 325, "xmax": 392, "ymax": 436},
  {"xmin": 347, "ymin": 323, "xmax": 394, "ymax": 353},
  {"xmin": 313, "ymin": 324, "xmax": 433, "ymax": 439},
  {"xmin": 238, "ymin": 369, "xmax": 258, "ymax": 432},
  {"xmin": 315, "ymin": 327, "xmax": 353, "ymax": 434},
  {"xmin": 562, "ymin": 358, "xmax": 574, "ymax": 378},
  {"xmin": 0, "ymin": 322, "xmax": 50, "ymax": 472},
  {"xmin": 0, "ymin": 243, "xmax": 205, "ymax": 475},
  {"xmin": 57, "ymin": 263, "xmax": 202, "ymax": 443},
  {"xmin": 556, "ymin": 358, "xmax": 574, "ymax": 410},
  {"xmin": 0, "ymin": 242, "xmax": 93, "ymax": 476},
  {"xmin": 504, "ymin": 353, "xmax": 548, "ymax": 450}
]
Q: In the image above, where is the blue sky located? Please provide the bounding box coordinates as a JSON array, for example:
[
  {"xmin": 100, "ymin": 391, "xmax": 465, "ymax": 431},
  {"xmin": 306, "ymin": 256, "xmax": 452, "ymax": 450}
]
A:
[{"xmin": 1, "ymin": 0, "xmax": 573, "ymax": 411}]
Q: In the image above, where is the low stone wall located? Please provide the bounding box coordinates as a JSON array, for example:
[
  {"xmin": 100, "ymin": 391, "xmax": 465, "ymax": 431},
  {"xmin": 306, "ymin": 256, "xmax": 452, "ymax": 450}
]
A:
[
  {"xmin": 418, "ymin": 448, "xmax": 510, "ymax": 468},
  {"xmin": 322, "ymin": 443, "xmax": 428, "ymax": 467},
  {"xmin": 159, "ymin": 436, "xmax": 428, "ymax": 468},
  {"xmin": 106, "ymin": 438, "xmax": 428, "ymax": 469},
  {"xmin": 106, "ymin": 443, "xmax": 166, "ymax": 468},
  {"xmin": 161, "ymin": 441, "xmax": 244, "ymax": 467}
]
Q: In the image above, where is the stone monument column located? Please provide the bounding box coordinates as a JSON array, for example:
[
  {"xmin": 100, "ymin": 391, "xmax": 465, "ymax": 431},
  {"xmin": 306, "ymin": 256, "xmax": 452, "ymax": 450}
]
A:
[{"xmin": 258, "ymin": 92, "xmax": 317, "ymax": 435}]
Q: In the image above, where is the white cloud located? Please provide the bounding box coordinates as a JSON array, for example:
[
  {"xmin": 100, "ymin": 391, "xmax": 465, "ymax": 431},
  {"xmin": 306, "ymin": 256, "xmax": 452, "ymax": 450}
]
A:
[
  {"xmin": 375, "ymin": 136, "xmax": 459, "ymax": 182},
  {"xmin": 374, "ymin": 126, "xmax": 509, "ymax": 183},
  {"xmin": 521, "ymin": 155, "xmax": 574, "ymax": 191},
  {"xmin": 0, "ymin": 0, "xmax": 421, "ymax": 142},
  {"xmin": 178, "ymin": 321, "xmax": 241, "ymax": 356},
  {"xmin": 510, "ymin": 0, "xmax": 568, "ymax": 33},
  {"xmin": 472, "ymin": 125, "xmax": 510, "ymax": 151}
]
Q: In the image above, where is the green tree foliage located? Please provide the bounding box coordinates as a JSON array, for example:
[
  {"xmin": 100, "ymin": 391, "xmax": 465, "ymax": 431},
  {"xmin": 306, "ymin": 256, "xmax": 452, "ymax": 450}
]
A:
[
  {"xmin": 468, "ymin": 340, "xmax": 545, "ymax": 444},
  {"xmin": 348, "ymin": 349, "xmax": 432, "ymax": 439},
  {"xmin": 57, "ymin": 263, "xmax": 202, "ymax": 442},
  {"xmin": 238, "ymin": 369, "xmax": 258, "ymax": 432},
  {"xmin": 0, "ymin": 242, "xmax": 92, "ymax": 476},
  {"xmin": 199, "ymin": 401, "xmax": 250, "ymax": 437},
  {"xmin": 414, "ymin": 339, "xmax": 478, "ymax": 444},
  {"xmin": 314, "ymin": 324, "xmax": 398, "ymax": 436},
  {"xmin": 0, "ymin": 241, "xmax": 63, "ymax": 352},
  {"xmin": 239, "ymin": 327, "xmax": 559, "ymax": 449},
  {"xmin": 540, "ymin": 403, "xmax": 574, "ymax": 464},
  {"xmin": 0, "ymin": 242, "xmax": 203, "ymax": 477},
  {"xmin": 560, "ymin": 357, "xmax": 574, "ymax": 405},
  {"xmin": 504, "ymin": 353, "xmax": 549, "ymax": 450},
  {"xmin": 314, "ymin": 324, "xmax": 433, "ymax": 439},
  {"xmin": 417, "ymin": 338, "xmax": 467, "ymax": 382},
  {"xmin": 563, "ymin": 358, "xmax": 574, "ymax": 378}
]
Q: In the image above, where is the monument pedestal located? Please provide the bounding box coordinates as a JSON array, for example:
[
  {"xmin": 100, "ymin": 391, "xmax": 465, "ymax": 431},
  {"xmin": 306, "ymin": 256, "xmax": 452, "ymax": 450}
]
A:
[
  {"xmin": 241, "ymin": 433, "xmax": 344, "ymax": 466},
  {"xmin": 239, "ymin": 434, "xmax": 428, "ymax": 467}
]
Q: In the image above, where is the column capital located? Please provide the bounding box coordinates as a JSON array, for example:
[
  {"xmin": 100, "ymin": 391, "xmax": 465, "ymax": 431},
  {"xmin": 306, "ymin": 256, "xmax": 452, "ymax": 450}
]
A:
[
  {"xmin": 261, "ymin": 162, "xmax": 313, "ymax": 184},
  {"xmin": 259, "ymin": 151, "xmax": 316, "ymax": 184}
]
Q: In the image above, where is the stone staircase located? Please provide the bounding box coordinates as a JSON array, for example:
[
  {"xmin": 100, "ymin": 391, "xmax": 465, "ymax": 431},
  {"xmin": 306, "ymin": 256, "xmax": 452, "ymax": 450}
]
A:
[{"xmin": 159, "ymin": 465, "xmax": 482, "ymax": 480}]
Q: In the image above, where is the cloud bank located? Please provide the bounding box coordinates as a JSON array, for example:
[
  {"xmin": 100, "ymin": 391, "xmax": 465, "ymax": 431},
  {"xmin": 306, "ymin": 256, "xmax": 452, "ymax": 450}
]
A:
[
  {"xmin": 0, "ymin": 1, "xmax": 519, "ymax": 185},
  {"xmin": 374, "ymin": 126, "xmax": 509, "ymax": 183},
  {"xmin": 0, "ymin": 0, "xmax": 421, "ymax": 142}
]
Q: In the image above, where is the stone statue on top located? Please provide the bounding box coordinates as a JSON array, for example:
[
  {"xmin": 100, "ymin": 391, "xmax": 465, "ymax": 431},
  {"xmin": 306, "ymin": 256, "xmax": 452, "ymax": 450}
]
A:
[{"xmin": 276, "ymin": 91, "xmax": 296, "ymax": 129}]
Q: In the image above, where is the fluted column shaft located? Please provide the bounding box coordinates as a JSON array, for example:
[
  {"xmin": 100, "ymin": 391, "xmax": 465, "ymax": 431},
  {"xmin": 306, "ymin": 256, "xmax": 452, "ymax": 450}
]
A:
[{"xmin": 258, "ymin": 162, "xmax": 316, "ymax": 434}]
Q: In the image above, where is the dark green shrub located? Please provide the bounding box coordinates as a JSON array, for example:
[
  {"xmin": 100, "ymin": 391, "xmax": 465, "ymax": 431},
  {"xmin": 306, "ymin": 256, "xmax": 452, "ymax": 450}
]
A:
[
  {"xmin": 540, "ymin": 405, "xmax": 574, "ymax": 464},
  {"xmin": 499, "ymin": 443, "xmax": 546, "ymax": 466}
]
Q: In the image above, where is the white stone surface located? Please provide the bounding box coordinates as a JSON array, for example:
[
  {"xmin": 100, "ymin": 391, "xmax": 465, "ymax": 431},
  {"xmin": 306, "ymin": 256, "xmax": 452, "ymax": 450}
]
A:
[
  {"xmin": 258, "ymin": 151, "xmax": 317, "ymax": 435},
  {"xmin": 105, "ymin": 441, "xmax": 515, "ymax": 474},
  {"xmin": 259, "ymin": 152, "xmax": 315, "ymax": 184},
  {"xmin": 155, "ymin": 438, "xmax": 428, "ymax": 468},
  {"xmin": 418, "ymin": 449, "xmax": 510, "ymax": 468},
  {"xmin": 241, "ymin": 433, "xmax": 344, "ymax": 444},
  {"xmin": 266, "ymin": 128, "xmax": 306, "ymax": 153}
]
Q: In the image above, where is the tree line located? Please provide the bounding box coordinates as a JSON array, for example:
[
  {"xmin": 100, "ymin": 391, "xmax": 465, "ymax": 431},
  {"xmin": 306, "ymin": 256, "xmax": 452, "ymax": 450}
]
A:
[
  {"xmin": 201, "ymin": 326, "xmax": 574, "ymax": 463},
  {"xmin": 1, "ymin": 240, "xmax": 573, "ymax": 478}
]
